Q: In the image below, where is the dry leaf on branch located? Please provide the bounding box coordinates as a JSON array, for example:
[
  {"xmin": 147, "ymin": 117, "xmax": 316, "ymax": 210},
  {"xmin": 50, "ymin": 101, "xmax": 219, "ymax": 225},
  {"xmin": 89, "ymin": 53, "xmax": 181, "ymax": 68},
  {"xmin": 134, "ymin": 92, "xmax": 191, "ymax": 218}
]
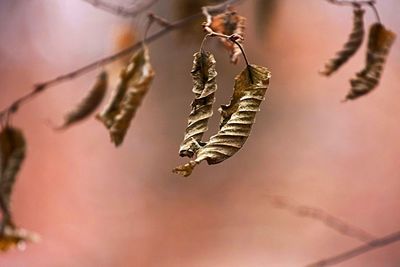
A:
[
  {"xmin": 174, "ymin": 64, "xmax": 271, "ymax": 177},
  {"xmin": 320, "ymin": 5, "xmax": 365, "ymax": 76},
  {"xmin": 179, "ymin": 51, "xmax": 218, "ymax": 158},
  {"xmin": 345, "ymin": 23, "xmax": 395, "ymax": 100},
  {"xmin": 0, "ymin": 127, "xmax": 26, "ymax": 224},
  {"xmin": 56, "ymin": 71, "xmax": 108, "ymax": 130},
  {"xmin": 97, "ymin": 45, "xmax": 155, "ymax": 146},
  {"xmin": 210, "ymin": 9, "xmax": 246, "ymax": 64}
]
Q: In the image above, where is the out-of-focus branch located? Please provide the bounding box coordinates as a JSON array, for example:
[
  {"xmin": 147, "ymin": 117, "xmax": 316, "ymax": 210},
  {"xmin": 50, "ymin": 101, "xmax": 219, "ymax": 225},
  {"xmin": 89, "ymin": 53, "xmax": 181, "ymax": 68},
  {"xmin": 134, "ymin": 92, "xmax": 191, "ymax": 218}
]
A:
[
  {"xmin": 267, "ymin": 195, "xmax": 376, "ymax": 243},
  {"xmin": 325, "ymin": 0, "xmax": 375, "ymax": 6},
  {"xmin": 81, "ymin": 0, "xmax": 159, "ymax": 17},
  {"xmin": 306, "ymin": 230, "xmax": 400, "ymax": 267},
  {"xmin": 0, "ymin": 0, "xmax": 241, "ymax": 123}
]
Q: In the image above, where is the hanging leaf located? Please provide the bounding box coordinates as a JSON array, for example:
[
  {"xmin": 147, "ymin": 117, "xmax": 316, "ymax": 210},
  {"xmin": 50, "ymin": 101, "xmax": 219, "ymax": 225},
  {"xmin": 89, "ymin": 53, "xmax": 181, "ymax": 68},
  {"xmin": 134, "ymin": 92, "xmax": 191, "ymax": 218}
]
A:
[
  {"xmin": 173, "ymin": 64, "xmax": 271, "ymax": 177},
  {"xmin": 56, "ymin": 71, "xmax": 108, "ymax": 130},
  {"xmin": 179, "ymin": 51, "xmax": 218, "ymax": 158},
  {"xmin": 0, "ymin": 127, "xmax": 26, "ymax": 225},
  {"xmin": 97, "ymin": 69, "xmax": 131, "ymax": 129},
  {"xmin": 345, "ymin": 23, "xmax": 396, "ymax": 100},
  {"xmin": 210, "ymin": 9, "xmax": 246, "ymax": 64},
  {"xmin": 109, "ymin": 45, "xmax": 155, "ymax": 146},
  {"xmin": 0, "ymin": 225, "xmax": 39, "ymax": 252},
  {"xmin": 97, "ymin": 45, "xmax": 155, "ymax": 146},
  {"xmin": 320, "ymin": 5, "xmax": 365, "ymax": 76}
]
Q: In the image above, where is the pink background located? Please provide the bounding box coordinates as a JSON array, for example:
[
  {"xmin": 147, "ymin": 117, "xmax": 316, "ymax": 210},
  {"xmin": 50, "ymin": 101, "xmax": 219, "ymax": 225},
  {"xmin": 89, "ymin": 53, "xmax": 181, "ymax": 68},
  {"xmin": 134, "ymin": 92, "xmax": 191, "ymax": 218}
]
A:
[{"xmin": 0, "ymin": 0, "xmax": 399, "ymax": 266}]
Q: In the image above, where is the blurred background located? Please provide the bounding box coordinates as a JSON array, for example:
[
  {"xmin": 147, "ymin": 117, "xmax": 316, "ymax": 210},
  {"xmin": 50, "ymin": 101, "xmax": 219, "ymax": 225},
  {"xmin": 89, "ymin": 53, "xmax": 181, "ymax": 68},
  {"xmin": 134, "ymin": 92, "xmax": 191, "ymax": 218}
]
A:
[{"xmin": 0, "ymin": 0, "xmax": 399, "ymax": 266}]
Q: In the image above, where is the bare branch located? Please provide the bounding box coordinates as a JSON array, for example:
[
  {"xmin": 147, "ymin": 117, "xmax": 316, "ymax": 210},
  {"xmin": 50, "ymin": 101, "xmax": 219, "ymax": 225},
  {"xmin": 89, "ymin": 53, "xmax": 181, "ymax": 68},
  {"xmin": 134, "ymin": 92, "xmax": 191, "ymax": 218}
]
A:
[
  {"xmin": 81, "ymin": 0, "xmax": 159, "ymax": 17},
  {"xmin": 306, "ymin": 230, "xmax": 400, "ymax": 267},
  {"xmin": 0, "ymin": 0, "xmax": 242, "ymax": 123},
  {"xmin": 325, "ymin": 0, "xmax": 375, "ymax": 6},
  {"xmin": 267, "ymin": 195, "xmax": 376, "ymax": 243}
]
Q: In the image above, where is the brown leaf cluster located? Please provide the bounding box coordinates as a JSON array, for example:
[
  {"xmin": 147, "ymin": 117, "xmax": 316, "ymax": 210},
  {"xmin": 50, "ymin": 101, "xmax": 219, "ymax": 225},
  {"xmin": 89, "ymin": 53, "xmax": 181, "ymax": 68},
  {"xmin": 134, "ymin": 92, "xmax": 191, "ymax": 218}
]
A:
[{"xmin": 174, "ymin": 63, "xmax": 271, "ymax": 177}]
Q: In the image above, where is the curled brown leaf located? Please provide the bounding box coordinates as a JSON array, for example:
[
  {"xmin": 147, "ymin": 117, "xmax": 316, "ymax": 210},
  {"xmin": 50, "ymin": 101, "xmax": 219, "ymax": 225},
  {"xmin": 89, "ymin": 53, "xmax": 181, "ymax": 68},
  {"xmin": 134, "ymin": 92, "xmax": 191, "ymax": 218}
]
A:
[
  {"xmin": 179, "ymin": 51, "xmax": 218, "ymax": 158},
  {"xmin": 320, "ymin": 5, "xmax": 365, "ymax": 76},
  {"xmin": 174, "ymin": 64, "xmax": 271, "ymax": 177},
  {"xmin": 0, "ymin": 127, "xmax": 26, "ymax": 224},
  {"xmin": 57, "ymin": 71, "xmax": 108, "ymax": 130},
  {"xmin": 346, "ymin": 23, "xmax": 396, "ymax": 100},
  {"xmin": 97, "ymin": 45, "xmax": 155, "ymax": 146}
]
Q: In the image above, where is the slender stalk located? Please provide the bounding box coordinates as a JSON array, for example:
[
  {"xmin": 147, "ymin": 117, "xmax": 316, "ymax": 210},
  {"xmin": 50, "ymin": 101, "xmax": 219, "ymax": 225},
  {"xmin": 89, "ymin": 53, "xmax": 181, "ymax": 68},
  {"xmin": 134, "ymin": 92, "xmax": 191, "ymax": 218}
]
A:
[
  {"xmin": 81, "ymin": 0, "xmax": 159, "ymax": 17},
  {"xmin": 306, "ymin": 231, "xmax": 400, "ymax": 267},
  {"xmin": 325, "ymin": 0, "xmax": 376, "ymax": 6}
]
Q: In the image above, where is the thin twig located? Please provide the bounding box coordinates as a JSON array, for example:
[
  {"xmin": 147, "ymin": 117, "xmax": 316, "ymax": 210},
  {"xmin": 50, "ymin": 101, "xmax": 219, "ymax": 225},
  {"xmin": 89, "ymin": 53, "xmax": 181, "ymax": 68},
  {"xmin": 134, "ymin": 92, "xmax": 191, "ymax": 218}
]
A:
[
  {"xmin": 81, "ymin": 0, "xmax": 159, "ymax": 17},
  {"xmin": 306, "ymin": 230, "xmax": 400, "ymax": 267},
  {"xmin": 267, "ymin": 195, "xmax": 376, "ymax": 243},
  {"xmin": 368, "ymin": 2, "xmax": 382, "ymax": 23},
  {"xmin": 325, "ymin": 0, "xmax": 376, "ymax": 6},
  {"xmin": 0, "ymin": 0, "xmax": 242, "ymax": 121}
]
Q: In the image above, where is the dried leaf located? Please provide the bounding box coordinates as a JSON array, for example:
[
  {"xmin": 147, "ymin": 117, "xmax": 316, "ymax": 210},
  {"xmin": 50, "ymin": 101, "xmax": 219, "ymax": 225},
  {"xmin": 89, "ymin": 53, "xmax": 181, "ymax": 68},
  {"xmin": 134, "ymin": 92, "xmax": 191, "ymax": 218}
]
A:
[
  {"xmin": 97, "ymin": 45, "xmax": 155, "ymax": 146},
  {"xmin": 345, "ymin": 23, "xmax": 396, "ymax": 100},
  {"xmin": 0, "ymin": 127, "xmax": 26, "ymax": 223},
  {"xmin": 0, "ymin": 225, "xmax": 39, "ymax": 252},
  {"xmin": 320, "ymin": 5, "xmax": 365, "ymax": 76},
  {"xmin": 57, "ymin": 72, "xmax": 108, "ymax": 130},
  {"xmin": 210, "ymin": 9, "xmax": 246, "ymax": 64},
  {"xmin": 174, "ymin": 65, "xmax": 271, "ymax": 177},
  {"xmin": 179, "ymin": 51, "xmax": 218, "ymax": 158},
  {"xmin": 109, "ymin": 45, "xmax": 155, "ymax": 146},
  {"xmin": 97, "ymin": 69, "xmax": 131, "ymax": 129}
]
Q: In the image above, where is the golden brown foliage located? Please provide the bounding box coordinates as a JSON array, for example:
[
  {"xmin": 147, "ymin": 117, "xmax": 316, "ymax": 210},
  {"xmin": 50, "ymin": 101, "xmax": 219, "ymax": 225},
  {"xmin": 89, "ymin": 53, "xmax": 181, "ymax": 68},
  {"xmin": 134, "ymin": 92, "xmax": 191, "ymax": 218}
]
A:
[
  {"xmin": 0, "ymin": 127, "xmax": 26, "ymax": 223},
  {"xmin": 346, "ymin": 23, "xmax": 396, "ymax": 100},
  {"xmin": 174, "ymin": 64, "xmax": 271, "ymax": 177},
  {"xmin": 57, "ymin": 72, "xmax": 108, "ymax": 130},
  {"xmin": 320, "ymin": 5, "xmax": 365, "ymax": 76},
  {"xmin": 179, "ymin": 51, "xmax": 218, "ymax": 158}
]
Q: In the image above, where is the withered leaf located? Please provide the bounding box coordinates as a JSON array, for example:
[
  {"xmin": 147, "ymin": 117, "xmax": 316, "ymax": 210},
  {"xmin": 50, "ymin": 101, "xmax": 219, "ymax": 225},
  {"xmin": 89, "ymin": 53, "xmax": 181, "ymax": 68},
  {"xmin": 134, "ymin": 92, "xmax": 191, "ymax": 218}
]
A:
[
  {"xmin": 179, "ymin": 51, "xmax": 218, "ymax": 158},
  {"xmin": 210, "ymin": 9, "xmax": 246, "ymax": 64},
  {"xmin": 173, "ymin": 64, "xmax": 271, "ymax": 177},
  {"xmin": 109, "ymin": 45, "xmax": 155, "ymax": 146},
  {"xmin": 320, "ymin": 5, "xmax": 365, "ymax": 76},
  {"xmin": 0, "ymin": 225, "xmax": 39, "ymax": 252},
  {"xmin": 345, "ymin": 23, "xmax": 396, "ymax": 100},
  {"xmin": 57, "ymin": 71, "xmax": 108, "ymax": 130},
  {"xmin": 0, "ymin": 127, "xmax": 26, "ymax": 223}
]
